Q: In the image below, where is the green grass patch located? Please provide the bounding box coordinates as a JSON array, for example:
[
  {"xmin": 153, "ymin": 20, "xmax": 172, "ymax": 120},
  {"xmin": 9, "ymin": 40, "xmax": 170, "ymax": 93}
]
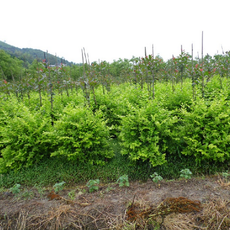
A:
[{"xmin": 0, "ymin": 138, "xmax": 229, "ymax": 189}]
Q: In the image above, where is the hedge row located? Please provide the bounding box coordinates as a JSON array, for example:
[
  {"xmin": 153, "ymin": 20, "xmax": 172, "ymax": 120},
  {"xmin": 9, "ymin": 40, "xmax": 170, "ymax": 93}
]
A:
[{"xmin": 1, "ymin": 78, "xmax": 230, "ymax": 173}]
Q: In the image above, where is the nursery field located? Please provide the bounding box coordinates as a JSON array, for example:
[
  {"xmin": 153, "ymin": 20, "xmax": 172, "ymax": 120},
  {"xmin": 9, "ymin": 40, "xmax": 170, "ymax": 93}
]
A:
[
  {"xmin": 1, "ymin": 77, "xmax": 230, "ymax": 229},
  {"xmin": 1, "ymin": 50, "xmax": 230, "ymax": 229}
]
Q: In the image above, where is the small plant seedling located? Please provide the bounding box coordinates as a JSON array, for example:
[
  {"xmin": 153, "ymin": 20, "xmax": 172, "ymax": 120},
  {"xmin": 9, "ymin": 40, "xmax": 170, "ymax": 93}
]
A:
[
  {"xmin": 34, "ymin": 184, "xmax": 45, "ymax": 198},
  {"xmin": 20, "ymin": 189, "xmax": 34, "ymax": 200},
  {"xmin": 86, "ymin": 179, "xmax": 100, "ymax": 193},
  {"xmin": 105, "ymin": 185, "xmax": 114, "ymax": 192},
  {"xmin": 78, "ymin": 189, "xmax": 86, "ymax": 195},
  {"xmin": 117, "ymin": 174, "xmax": 129, "ymax": 187},
  {"xmin": 222, "ymin": 171, "xmax": 230, "ymax": 180},
  {"xmin": 68, "ymin": 190, "xmax": 76, "ymax": 200},
  {"xmin": 53, "ymin": 181, "xmax": 66, "ymax": 193},
  {"xmin": 180, "ymin": 169, "xmax": 192, "ymax": 182},
  {"xmin": 9, "ymin": 184, "xmax": 21, "ymax": 195},
  {"xmin": 150, "ymin": 172, "xmax": 163, "ymax": 183}
]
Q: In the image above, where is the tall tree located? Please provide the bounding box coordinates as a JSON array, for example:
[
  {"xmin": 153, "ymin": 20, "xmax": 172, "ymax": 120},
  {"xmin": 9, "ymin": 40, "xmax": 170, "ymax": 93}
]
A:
[{"xmin": 0, "ymin": 50, "xmax": 23, "ymax": 81}]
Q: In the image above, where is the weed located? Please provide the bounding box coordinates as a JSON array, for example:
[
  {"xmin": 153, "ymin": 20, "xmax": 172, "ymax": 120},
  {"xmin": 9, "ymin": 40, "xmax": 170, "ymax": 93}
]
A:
[
  {"xmin": 180, "ymin": 169, "xmax": 192, "ymax": 181},
  {"xmin": 105, "ymin": 185, "xmax": 114, "ymax": 192},
  {"xmin": 86, "ymin": 179, "xmax": 100, "ymax": 193},
  {"xmin": 222, "ymin": 171, "xmax": 230, "ymax": 180},
  {"xmin": 34, "ymin": 184, "xmax": 45, "ymax": 198},
  {"xmin": 53, "ymin": 181, "xmax": 65, "ymax": 193},
  {"xmin": 78, "ymin": 188, "xmax": 87, "ymax": 195},
  {"xmin": 165, "ymin": 179, "xmax": 175, "ymax": 182},
  {"xmin": 117, "ymin": 174, "xmax": 129, "ymax": 187},
  {"xmin": 68, "ymin": 190, "xmax": 76, "ymax": 200},
  {"xmin": 20, "ymin": 189, "xmax": 34, "ymax": 200},
  {"xmin": 150, "ymin": 172, "xmax": 163, "ymax": 183},
  {"xmin": 9, "ymin": 184, "xmax": 21, "ymax": 194}
]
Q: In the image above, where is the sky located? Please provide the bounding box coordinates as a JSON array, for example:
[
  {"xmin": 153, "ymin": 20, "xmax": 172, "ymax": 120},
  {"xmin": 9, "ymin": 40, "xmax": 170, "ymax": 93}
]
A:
[{"xmin": 1, "ymin": 0, "xmax": 230, "ymax": 64}]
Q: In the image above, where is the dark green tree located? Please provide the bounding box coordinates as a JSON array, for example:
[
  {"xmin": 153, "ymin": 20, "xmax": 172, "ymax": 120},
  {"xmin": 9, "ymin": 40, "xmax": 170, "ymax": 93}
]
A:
[{"xmin": 0, "ymin": 50, "xmax": 23, "ymax": 81}]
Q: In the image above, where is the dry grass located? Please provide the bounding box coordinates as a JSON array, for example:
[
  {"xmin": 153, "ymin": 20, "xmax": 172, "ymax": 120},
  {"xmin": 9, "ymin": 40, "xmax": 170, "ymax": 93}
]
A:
[
  {"xmin": 200, "ymin": 198, "xmax": 230, "ymax": 230},
  {"xmin": 117, "ymin": 196, "xmax": 230, "ymax": 230},
  {"xmin": 27, "ymin": 204, "xmax": 78, "ymax": 229},
  {"xmin": 1, "ymin": 197, "xmax": 230, "ymax": 229},
  {"xmin": 218, "ymin": 178, "xmax": 230, "ymax": 187}
]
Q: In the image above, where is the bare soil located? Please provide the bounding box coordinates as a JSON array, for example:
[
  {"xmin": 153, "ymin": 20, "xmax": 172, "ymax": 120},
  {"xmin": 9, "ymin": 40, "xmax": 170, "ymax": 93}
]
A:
[{"xmin": 1, "ymin": 175, "xmax": 230, "ymax": 229}]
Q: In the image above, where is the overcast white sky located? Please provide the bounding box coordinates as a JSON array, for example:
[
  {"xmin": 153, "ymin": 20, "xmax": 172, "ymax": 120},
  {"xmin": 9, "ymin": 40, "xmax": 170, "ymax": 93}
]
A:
[{"xmin": 1, "ymin": 0, "xmax": 230, "ymax": 63}]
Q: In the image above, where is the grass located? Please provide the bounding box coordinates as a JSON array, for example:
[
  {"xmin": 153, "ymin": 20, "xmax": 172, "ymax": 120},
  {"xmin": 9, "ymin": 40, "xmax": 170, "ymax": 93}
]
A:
[{"xmin": 0, "ymin": 138, "xmax": 229, "ymax": 189}]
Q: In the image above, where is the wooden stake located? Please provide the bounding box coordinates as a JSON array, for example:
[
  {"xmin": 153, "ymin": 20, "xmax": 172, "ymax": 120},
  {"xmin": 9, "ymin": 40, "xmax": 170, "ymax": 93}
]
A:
[
  {"xmin": 151, "ymin": 44, "xmax": 155, "ymax": 99},
  {"xmin": 172, "ymin": 55, "xmax": 175, "ymax": 92},
  {"xmin": 152, "ymin": 44, "xmax": 154, "ymax": 58},
  {"xmin": 81, "ymin": 49, "xmax": 85, "ymax": 80},
  {"xmin": 180, "ymin": 45, "xmax": 183, "ymax": 89},
  {"xmin": 221, "ymin": 45, "xmax": 224, "ymax": 54},
  {"xmin": 83, "ymin": 48, "xmax": 87, "ymax": 64},
  {"xmin": 87, "ymin": 53, "xmax": 90, "ymax": 65},
  {"xmin": 201, "ymin": 31, "xmax": 204, "ymax": 98},
  {"xmin": 191, "ymin": 43, "xmax": 195, "ymax": 100},
  {"xmin": 201, "ymin": 31, "xmax": 203, "ymax": 61}
]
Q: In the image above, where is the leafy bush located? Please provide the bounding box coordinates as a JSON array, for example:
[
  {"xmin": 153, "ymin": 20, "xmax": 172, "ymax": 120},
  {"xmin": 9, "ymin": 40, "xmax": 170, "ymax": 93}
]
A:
[
  {"xmin": 91, "ymin": 89, "xmax": 124, "ymax": 137},
  {"xmin": 45, "ymin": 104, "xmax": 114, "ymax": 165},
  {"xmin": 119, "ymin": 100, "xmax": 177, "ymax": 167},
  {"xmin": 204, "ymin": 75, "xmax": 228, "ymax": 100},
  {"xmin": 178, "ymin": 97, "xmax": 230, "ymax": 164},
  {"xmin": 0, "ymin": 105, "xmax": 52, "ymax": 173},
  {"xmin": 90, "ymin": 84, "xmax": 150, "ymax": 137},
  {"xmin": 161, "ymin": 85, "xmax": 193, "ymax": 111}
]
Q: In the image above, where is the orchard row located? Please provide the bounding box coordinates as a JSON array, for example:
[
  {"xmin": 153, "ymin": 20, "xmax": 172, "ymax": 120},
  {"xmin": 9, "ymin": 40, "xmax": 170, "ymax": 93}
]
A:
[{"xmin": 1, "ymin": 50, "xmax": 230, "ymax": 102}]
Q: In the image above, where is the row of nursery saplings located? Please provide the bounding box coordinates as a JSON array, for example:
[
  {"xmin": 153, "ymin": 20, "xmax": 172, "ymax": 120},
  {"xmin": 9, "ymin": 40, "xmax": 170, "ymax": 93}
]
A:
[{"xmin": 8, "ymin": 170, "xmax": 195, "ymax": 197}]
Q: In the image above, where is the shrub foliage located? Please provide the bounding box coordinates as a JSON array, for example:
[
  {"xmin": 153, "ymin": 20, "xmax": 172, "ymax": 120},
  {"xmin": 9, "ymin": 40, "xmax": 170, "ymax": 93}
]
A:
[
  {"xmin": 45, "ymin": 105, "xmax": 114, "ymax": 165},
  {"xmin": 119, "ymin": 101, "xmax": 177, "ymax": 167},
  {"xmin": 0, "ymin": 105, "xmax": 52, "ymax": 173}
]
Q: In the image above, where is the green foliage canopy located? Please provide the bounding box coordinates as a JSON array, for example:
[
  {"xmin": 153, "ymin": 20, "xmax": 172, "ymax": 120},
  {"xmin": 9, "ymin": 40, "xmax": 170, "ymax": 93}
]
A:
[{"xmin": 0, "ymin": 50, "xmax": 23, "ymax": 81}]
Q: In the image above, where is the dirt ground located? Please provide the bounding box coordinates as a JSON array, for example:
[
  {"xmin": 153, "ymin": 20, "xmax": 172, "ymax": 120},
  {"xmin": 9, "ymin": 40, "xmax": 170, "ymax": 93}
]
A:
[{"xmin": 1, "ymin": 175, "xmax": 230, "ymax": 230}]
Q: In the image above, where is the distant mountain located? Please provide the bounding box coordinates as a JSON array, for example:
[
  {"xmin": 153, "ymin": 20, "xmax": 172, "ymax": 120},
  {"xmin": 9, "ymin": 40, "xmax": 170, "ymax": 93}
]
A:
[{"xmin": 0, "ymin": 40, "xmax": 74, "ymax": 67}]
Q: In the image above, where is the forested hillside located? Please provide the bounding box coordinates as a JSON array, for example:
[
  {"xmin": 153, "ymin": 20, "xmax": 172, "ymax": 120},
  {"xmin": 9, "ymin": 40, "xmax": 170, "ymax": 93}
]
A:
[{"xmin": 0, "ymin": 41, "xmax": 74, "ymax": 67}]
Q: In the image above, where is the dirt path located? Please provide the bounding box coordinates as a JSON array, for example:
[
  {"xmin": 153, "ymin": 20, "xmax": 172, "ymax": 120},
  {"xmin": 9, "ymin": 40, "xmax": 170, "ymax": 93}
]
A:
[{"xmin": 1, "ymin": 176, "xmax": 230, "ymax": 229}]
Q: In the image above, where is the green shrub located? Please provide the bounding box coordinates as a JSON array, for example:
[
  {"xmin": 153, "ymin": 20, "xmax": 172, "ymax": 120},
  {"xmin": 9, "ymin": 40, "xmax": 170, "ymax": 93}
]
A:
[
  {"xmin": 0, "ymin": 105, "xmax": 52, "ymax": 173},
  {"xmin": 204, "ymin": 75, "xmax": 228, "ymax": 100},
  {"xmin": 90, "ymin": 84, "xmax": 150, "ymax": 137},
  {"xmin": 91, "ymin": 90, "xmax": 124, "ymax": 137},
  {"xmin": 178, "ymin": 97, "xmax": 230, "ymax": 164},
  {"xmin": 160, "ymin": 83, "xmax": 193, "ymax": 111},
  {"xmin": 119, "ymin": 100, "xmax": 177, "ymax": 167},
  {"xmin": 45, "ymin": 104, "xmax": 114, "ymax": 165}
]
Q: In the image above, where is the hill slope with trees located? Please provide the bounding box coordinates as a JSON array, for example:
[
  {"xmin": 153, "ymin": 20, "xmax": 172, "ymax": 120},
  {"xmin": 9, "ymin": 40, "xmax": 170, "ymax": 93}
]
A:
[{"xmin": 0, "ymin": 41, "xmax": 74, "ymax": 67}]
